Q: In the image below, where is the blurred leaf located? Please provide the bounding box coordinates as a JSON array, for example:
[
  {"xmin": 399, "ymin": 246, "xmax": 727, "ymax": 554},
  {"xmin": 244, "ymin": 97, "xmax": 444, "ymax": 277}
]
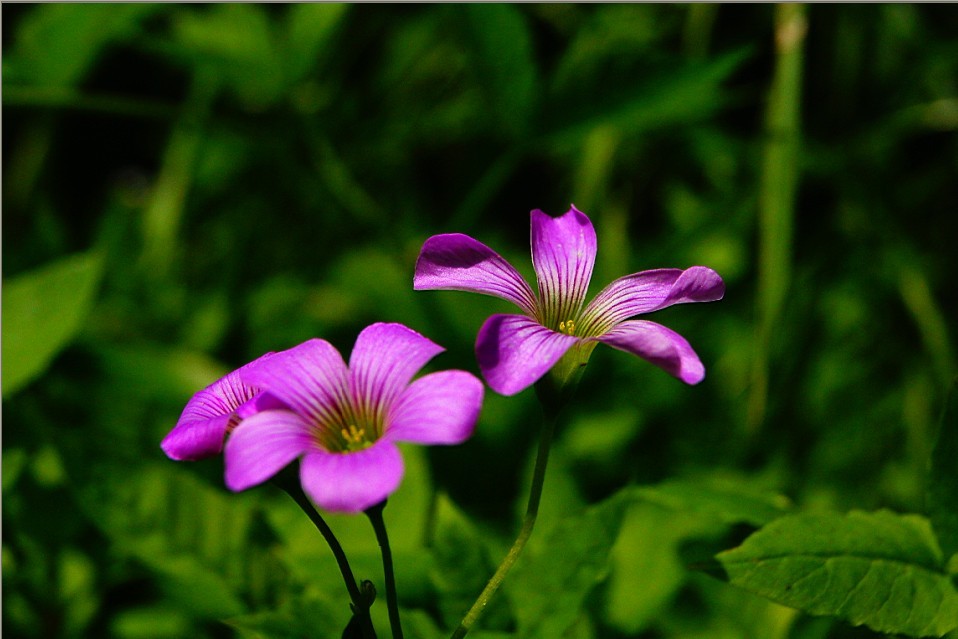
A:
[
  {"xmin": 283, "ymin": 3, "xmax": 349, "ymax": 82},
  {"xmin": 507, "ymin": 490, "xmax": 631, "ymax": 638},
  {"xmin": 928, "ymin": 378, "xmax": 958, "ymax": 562},
  {"xmin": 94, "ymin": 343, "xmax": 228, "ymax": 404},
  {"xmin": 632, "ymin": 476, "xmax": 791, "ymax": 527},
  {"xmin": 542, "ymin": 48, "xmax": 749, "ymax": 147},
  {"xmin": 430, "ymin": 495, "xmax": 509, "ymax": 631},
  {"xmin": 2, "ymin": 449, "xmax": 29, "ymax": 491},
  {"xmin": 462, "ymin": 4, "xmax": 538, "ymax": 136},
  {"xmin": 78, "ymin": 462, "xmax": 261, "ymax": 620},
  {"xmin": 603, "ymin": 502, "xmax": 709, "ymax": 634},
  {"xmin": 173, "ymin": 4, "xmax": 283, "ymax": 109},
  {"xmin": 717, "ymin": 510, "xmax": 958, "ymax": 637},
  {"xmin": 226, "ymin": 592, "xmax": 340, "ymax": 639},
  {"xmin": 111, "ymin": 606, "xmax": 193, "ymax": 639},
  {"xmin": 4, "ymin": 4, "xmax": 157, "ymax": 87},
  {"xmin": 2, "ymin": 251, "xmax": 104, "ymax": 396}
]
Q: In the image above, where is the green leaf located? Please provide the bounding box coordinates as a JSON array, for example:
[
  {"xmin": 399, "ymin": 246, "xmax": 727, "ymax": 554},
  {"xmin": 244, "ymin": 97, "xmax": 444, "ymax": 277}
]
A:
[
  {"xmin": 173, "ymin": 4, "xmax": 283, "ymax": 109},
  {"xmin": 541, "ymin": 48, "xmax": 750, "ymax": 148},
  {"xmin": 4, "ymin": 4, "xmax": 158, "ymax": 87},
  {"xmin": 430, "ymin": 495, "xmax": 509, "ymax": 631},
  {"xmin": 716, "ymin": 510, "xmax": 958, "ymax": 637},
  {"xmin": 462, "ymin": 4, "xmax": 538, "ymax": 136},
  {"xmin": 2, "ymin": 251, "xmax": 104, "ymax": 396},
  {"xmin": 78, "ymin": 463, "xmax": 262, "ymax": 620},
  {"xmin": 226, "ymin": 593, "xmax": 341, "ymax": 639},
  {"xmin": 632, "ymin": 477, "xmax": 791, "ymax": 527},
  {"xmin": 506, "ymin": 491, "xmax": 632, "ymax": 638},
  {"xmin": 928, "ymin": 378, "xmax": 958, "ymax": 563},
  {"xmin": 283, "ymin": 3, "xmax": 349, "ymax": 82}
]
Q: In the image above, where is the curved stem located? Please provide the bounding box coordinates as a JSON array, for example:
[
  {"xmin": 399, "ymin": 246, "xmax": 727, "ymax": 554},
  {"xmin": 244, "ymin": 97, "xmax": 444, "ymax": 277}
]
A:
[
  {"xmin": 366, "ymin": 502, "xmax": 404, "ymax": 639},
  {"xmin": 274, "ymin": 473, "xmax": 376, "ymax": 639},
  {"xmin": 450, "ymin": 409, "xmax": 557, "ymax": 639}
]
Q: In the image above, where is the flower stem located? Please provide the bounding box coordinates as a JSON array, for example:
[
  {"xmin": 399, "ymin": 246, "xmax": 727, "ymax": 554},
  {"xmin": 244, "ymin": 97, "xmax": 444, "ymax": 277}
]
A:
[
  {"xmin": 366, "ymin": 501, "xmax": 404, "ymax": 639},
  {"xmin": 450, "ymin": 408, "xmax": 558, "ymax": 639},
  {"xmin": 272, "ymin": 471, "xmax": 376, "ymax": 639}
]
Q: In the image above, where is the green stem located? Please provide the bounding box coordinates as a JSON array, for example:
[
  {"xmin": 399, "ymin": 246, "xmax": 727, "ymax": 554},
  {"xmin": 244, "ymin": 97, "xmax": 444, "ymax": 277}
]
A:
[
  {"xmin": 450, "ymin": 408, "xmax": 558, "ymax": 639},
  {"xmin": 274, "ymin": 475, "xmax": 376, "ymax": 639},
  {"xmin": 366, "ymin": 501, "xmax": 403, "ymax": 639},
  {"xmin": 748, "ymin": 2, "xmax": 807, "ymax": 434}
]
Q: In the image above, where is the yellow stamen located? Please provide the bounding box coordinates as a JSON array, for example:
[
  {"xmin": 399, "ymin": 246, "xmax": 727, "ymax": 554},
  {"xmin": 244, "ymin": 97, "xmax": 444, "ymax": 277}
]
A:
[
  {"xmin": 341, "ymin": 424, "xmax": 367, "ymax": 447},
  {"xmin": 558, "ymin": 319, "xmax": 576, "ymax": 336}
]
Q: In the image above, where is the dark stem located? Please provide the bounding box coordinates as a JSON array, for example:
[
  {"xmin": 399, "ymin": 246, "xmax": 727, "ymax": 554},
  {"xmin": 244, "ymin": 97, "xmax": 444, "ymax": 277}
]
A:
[
  {"xmin": 450, "ymin": 407, "xmax": 558, "ymax": 639},
  {"xmin": 272, "ymin": 470, "xmax": 376, "ymax": 639},
  {"xmin": 366, "ymin": 501, "xmax": 404, "ymax": 639}
]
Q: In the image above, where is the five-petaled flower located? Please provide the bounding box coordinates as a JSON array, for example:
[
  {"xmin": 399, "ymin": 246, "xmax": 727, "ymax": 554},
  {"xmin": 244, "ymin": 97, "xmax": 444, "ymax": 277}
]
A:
[
  {"xmin": 413, "ymin": 206, "xmax": 725, "ymax": 396},
  {"xmin": 221, "ymin": 323, "xmax": 483, "ymax": 513}
]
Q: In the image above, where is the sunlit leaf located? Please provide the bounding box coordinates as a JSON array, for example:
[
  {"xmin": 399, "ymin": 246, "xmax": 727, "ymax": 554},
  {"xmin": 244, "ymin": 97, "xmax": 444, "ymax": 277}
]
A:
[
  {"xmin": 717, "ymin": 510, "xmax": 958, "ymax": 637},
  {"xmin": 2, "ymin": 251, "xmax": 103, "ymax": 396}
]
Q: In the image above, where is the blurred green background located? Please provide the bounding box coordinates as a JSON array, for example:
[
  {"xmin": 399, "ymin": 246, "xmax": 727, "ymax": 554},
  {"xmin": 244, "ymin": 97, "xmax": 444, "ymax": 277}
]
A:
[{"xmin": 3, "ymin": 4, "xmax": 957, "ymax": 638}]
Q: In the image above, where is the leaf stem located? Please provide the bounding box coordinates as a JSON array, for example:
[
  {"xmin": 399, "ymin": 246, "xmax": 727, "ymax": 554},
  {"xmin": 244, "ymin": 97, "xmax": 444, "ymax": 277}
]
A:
[
  {"xmin": 273, "ymin": 471, "xmax": 376, "ymax": 639},
  {"xmin": 366, "ymin": 501, "xmax": 404, "ymax": 639},
  {"xmin": 450, "ymin": 408, "xmax": 558, "ymax": 639}
]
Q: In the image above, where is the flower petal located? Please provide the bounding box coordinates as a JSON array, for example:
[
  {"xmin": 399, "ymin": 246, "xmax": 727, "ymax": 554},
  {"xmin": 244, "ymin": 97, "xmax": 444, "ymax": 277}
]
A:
[
  {"xmin": 161, "ymin": 414, "xmax": 232, "ymax": 461},
  {"xmin": 597, "ymin": 320, "xmax": 706, "ymax": 384},
  {"xmin": 414, "ymin": 233, "xmax": 538, "ymax": 316},
  {"xmin": 386, "ymin": 370, "xmax": 483, "ymax": 445},
  {"xmin": 224, "ymin": 410, "xmax": 315, "ymax": 491},
  {"xmin": 580, "ymin": 266, "xmax": 725, "ymax": 335},
  {"xmin": 162, "ymin": 354, "xmax": 273, "ymax": 461},
  {"xmin": 299, "ymin": 440, "xmax": 404, "ymax": 513},
  {"xmin": 348, "ymin": 323, "xmax": 445, "ymax": 423},
  {"xmin": 530, "ymin": 207, "xmax": 597, "ymax": 325},
  {"xmin": 476, "ymin": 314, "xmax": 579, "ymax": 396},
  {"xmin": 240, "ymin": 339, "xmax": 349, "ymax": 427}
]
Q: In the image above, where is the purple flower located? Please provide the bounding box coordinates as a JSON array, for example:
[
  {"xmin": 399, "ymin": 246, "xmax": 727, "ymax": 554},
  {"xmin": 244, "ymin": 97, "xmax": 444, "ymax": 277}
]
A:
[
  {"xmin": 223, "ymin": 323, "xmax": 484, "ymax": 513},
  {"xmin": 414, "ymin": 206, "xmax": 725, "ymax": 396},
  {"xmin": 161, "ymin": 353, "xmax": 283, "ymax": 461}
]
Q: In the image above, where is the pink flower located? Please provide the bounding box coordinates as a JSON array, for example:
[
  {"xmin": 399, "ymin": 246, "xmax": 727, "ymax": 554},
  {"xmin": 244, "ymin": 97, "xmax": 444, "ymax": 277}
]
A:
[
  {"xmin": 161, "ymin": 353, "xmax": 282, "ymax": 461},
  {"xmin": 414, "ymin": 206, "xmax": 724, "ymax": 396},
  {"xmin": 223, "ymin": 323, "xmax": 484, "ymax": 513}
]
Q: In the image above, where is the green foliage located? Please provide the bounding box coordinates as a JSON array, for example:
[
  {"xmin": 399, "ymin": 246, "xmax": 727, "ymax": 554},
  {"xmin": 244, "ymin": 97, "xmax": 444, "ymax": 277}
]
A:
[
  {"xmin": 928, "ymin": 379, "xmax": 958, "ymax": 565},
  {"xmin": 2, "ymin": 251, "xmax": 103, "ymax": 396},
  {"xmin": 717, "ymin": 510, "xmax": 958, "ymax": 637},
  {"xmin": 4, "ymin": 4, "xmax": 958, "ymax": 638},
  {"xmin": 506, "ymin": 492, "xmax": 631, "ymax": 638}
]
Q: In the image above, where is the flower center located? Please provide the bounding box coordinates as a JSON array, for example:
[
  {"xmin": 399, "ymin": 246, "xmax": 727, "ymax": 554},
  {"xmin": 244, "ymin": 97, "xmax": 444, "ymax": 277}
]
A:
[
  {"xmin": 339, "ymin": 424, "xmax": 372, "ymax": 453},
  {"xmin": 558, "ymin": 319, "xmax": 577, "ymax": 336}
]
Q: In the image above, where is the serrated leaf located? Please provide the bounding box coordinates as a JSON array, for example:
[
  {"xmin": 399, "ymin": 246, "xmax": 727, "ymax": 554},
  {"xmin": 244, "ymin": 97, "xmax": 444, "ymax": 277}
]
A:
[
  {"xmin": 717, "ymin": 510, "xmax": 958, "ymax": 637},
  {"xmin": 2, "ymin": 252, "xmax": 104, "ymax": 396},
  {"xmin": 928, "ymin": 378, "xmax": 958, "ymax": 562},
  {"xmin": 632, "ymin": 477, "xmax": 791, "ymax": 527},
  {"xmin": 506, "ymin": 491, "xmax": 631, "ymax": 638}
]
